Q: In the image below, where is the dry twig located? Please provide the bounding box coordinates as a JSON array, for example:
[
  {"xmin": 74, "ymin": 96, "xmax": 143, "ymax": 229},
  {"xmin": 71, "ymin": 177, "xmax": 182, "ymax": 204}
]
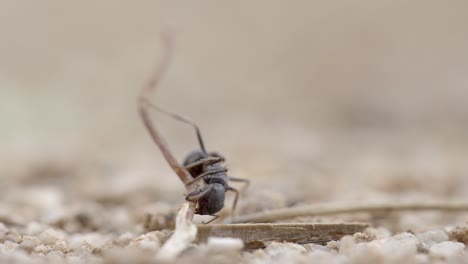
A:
[
  {"xmin": 229, "ymin": 200, "xmax": 468, "ymax": 223},
  {"xmin": 138, "ymin": 33, "xmax": 200, "ymax": 259},
  {"xmin": 137, "ymin": 33, "xmax": 199, "ymax": 221},
  {"xmin": 197, "ymin": 222, "xmax": 369, "ymax": 248}
]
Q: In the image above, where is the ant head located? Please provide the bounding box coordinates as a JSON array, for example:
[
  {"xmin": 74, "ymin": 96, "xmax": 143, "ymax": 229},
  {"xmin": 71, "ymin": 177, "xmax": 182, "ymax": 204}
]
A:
[
  {"xmin": 208, "ymin": 151, "xmax": 225, "ymax": 161},
  {"xmin": 195, "ymin": 183, "xmax": 226, "ymax": 215},
  {"xmin": 183, "ymin": 150, "xmax": 225, "ymax": 177},
  {"xmin": 183, "ymin": 150, "xmax": 205, "ymax": 176},
  {"xmin": 183, "ymin": 150, "xmax": 206, "ymax": 167}
]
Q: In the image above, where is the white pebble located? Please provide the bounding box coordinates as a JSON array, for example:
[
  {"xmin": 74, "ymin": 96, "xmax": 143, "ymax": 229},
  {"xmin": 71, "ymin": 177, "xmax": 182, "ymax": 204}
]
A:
[
  {"xmin": 382, "ymin": 233, "xmax": 419, "ymax": 257},
  {"xmin": 25, "ymin": 221, "xmax": 46, "ymax": 236},
  {"xmin": 1, "ymin": 241, "xmax": 19, "ymax": 252},
  {"xmin": 0, "ymin": 222, "xmax": 8, "ymax": 238},
  {"xmin": 346, "ymin": 232, "xmax": 419, "ymax": 263},
  {"xmin": 68, "ymin": 233, "xmax": 109, "ymax": 251},
  {"xmin": 365, "ymin": 227, "xmax": 391, "ymax": 239},
  {"xmin": 129, "ymin": 232, "xmax": 161, "ymax": 251},
  {"xmin": 52, "ymin": 240, "xmax": 68, "ymax": 252},
  {"xmin": 338, "ymin": 235, "xmax": 356, "ymax": 255},
  {"xmin": 113, "ymin": 232, "xmax": 136, "ymax": 247},
  {"xmin": 34, "ymin": 244, "xmax": 52, "ymax": 254},
  {"xmin": 416, "ymin": 230, "xmax": 448, "ymax": 247},
  {"xmin": 206, "ymin": 237, "xmax": 244, "ymax": 252},
  {"xmin": 429, "ymin": 241, "xmax": 465, "ymax": 258},
  {"xmin": 47, "ymin": 250, "xmax": 65, "ymax": 258},
  {"xmin": 265, "ymin": 242, "xmax": 306, "ymax": 257},
  {"xmin": 20, "ymin": 236, "xmax": 42, "ymax": 250},
  {"xmin": 39, "ymin": 229, "xmax": 66, "ymax": 244}
]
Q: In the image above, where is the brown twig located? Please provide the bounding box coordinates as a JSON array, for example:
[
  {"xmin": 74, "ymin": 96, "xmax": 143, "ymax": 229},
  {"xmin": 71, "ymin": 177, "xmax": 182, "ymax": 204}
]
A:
[
  {"xmin": 196, "ymin": 222, "xmax": 369, "ymax": 248},
  {"xmin": 138, "ymin": 34, "xmax": 192, "ymax": 186},
  {"xmin": 137, "ymin": 33, "xmax": 198, "ymax": 222},
  {"xmin": 139, "ymin": 33, "xmax": 200, "ymax": 260},
  {"xmin": 229, "ymin": 200, "xmax": 468, "ymax": 223}
]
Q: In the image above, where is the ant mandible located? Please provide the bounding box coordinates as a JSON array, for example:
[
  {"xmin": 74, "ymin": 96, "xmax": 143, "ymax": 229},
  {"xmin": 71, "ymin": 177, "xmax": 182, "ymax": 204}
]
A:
[{"xmin": 138, "ymin": 34, "xmax": 249, "ymax": 224}]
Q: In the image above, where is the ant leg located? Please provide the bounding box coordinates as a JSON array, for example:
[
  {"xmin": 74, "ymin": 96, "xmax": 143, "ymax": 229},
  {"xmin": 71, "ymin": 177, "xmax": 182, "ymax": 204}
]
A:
[
  {"xmin": 202, "ymin": 215, "xmax": 219, "ymax": 224},
  {"xmin": 185, "ymin": 168, "xmax": 228, "ymax": 187},
  {"xmin": 185, "ymin": 185, "xmax": 213, "ymax": 202},
  {"xmin": 228, "ymin": 177, "xmax": 250, "ymax": 192},
  {"xmin": 184, "ymin": 157, "xmax": 224, "ymax": 170},
  {"xmin": 144, "ymin": 100, "xmax": 208, "ymax": 153},
  {"xmin": 226, "ymin": 187, "xmax": 239, "ymax": 221}
]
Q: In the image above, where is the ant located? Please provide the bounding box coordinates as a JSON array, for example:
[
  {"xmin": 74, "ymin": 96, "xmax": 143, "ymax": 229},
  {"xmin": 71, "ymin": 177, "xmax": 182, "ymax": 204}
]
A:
[{"xmin": 138, "ymin": 35, "xmax": 249, "ymax": 224}]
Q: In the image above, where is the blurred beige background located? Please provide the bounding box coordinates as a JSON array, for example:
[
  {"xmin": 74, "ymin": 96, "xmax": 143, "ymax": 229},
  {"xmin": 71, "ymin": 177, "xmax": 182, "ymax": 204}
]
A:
[{"xmin": 1, "ymin": 0, "xmax": 468, "ymax": 209}]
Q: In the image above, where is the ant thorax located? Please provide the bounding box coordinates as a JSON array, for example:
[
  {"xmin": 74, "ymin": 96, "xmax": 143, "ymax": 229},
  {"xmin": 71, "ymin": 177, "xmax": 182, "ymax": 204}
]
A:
[{"xmin": 203, "ymin": 164, "xmax": 229, "ymax": 185}]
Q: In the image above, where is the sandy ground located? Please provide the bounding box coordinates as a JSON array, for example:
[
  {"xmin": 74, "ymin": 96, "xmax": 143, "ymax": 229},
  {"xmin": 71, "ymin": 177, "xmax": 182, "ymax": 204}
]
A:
[{"xmin": 1, "ymin": 1, "xmax": 468, "ymax": 263}]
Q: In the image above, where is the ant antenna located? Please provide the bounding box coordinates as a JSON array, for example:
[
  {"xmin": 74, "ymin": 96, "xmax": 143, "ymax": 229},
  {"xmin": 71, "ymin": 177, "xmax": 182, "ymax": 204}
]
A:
[{"xmin": 144, "ymin": 100, "xmax": 207, "ymax": 154}]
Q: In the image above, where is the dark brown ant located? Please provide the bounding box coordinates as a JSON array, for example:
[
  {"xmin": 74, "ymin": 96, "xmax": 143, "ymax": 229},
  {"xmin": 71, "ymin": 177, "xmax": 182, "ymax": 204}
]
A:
[{"xmin": 138, "ymin": 34, "xmax": 249, "ymax": 224}]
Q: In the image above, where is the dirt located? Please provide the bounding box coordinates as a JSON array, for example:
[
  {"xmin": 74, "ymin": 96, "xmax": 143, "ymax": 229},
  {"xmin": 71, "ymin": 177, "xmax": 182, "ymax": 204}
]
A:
[{"xmin": 1, "ymin": 1, "xmax": 468, "ymax": 263}]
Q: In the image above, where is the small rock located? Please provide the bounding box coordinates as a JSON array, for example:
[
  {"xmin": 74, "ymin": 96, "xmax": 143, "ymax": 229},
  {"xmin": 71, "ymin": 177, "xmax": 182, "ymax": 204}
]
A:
[
  {"xmin": 19, "ymin": 236, "xmax": 42, "ymax": 251},
  {"xmin": 47, "ymin": 250, "xmax": 65, "ymax": 258},
  {"xmin": 303, "ymin": 243, "xmax": 329, "ymax": 253},
  {"xmin": 353, "ymin": 232, "xmax": 375, "ymax": 243},
  {"xmin": 344, "ymin": 232, "xmax": 419, "ymax": 263},
  {"xmin": 383, "ymin": 233, "xmax": 419, "ymax": 257},
  {"xmin": 25, "ymin": 221, "xmax": 46, "ymax": 236},
  {"xmin": 129, "ymin": 231, "xmax": 161, "ymax": 251},
  {"xmin": 206, "ymin": 237, "xmax": 244, "ymax": 253},
  {"xmin": 2, "ymin": 241, "xmax": 19, "ymax": 252},
  {"xmin": 416, "ymin": 230, "xmax": 449, "ymax": 247},
  {"xmin": 112, "ymin": 232, "xmax": 135, "ymax": 247},
  {"xmin": 68, "ymin": 233, "xmax": 109, "ymax": 251},
  {"xmin": 364, "ymin": 227, "xmax": 391, "ymax": 240},
  {"xmin": 53, "ymin": 240, "xmax": 68, "ymax": 252},
  {"xmin": 34, "ymin": 244, "xmax": 52, "ymax": 254},
  {"xmin": 448, "ymin": 225, "xmax": 468, "ymax": 245},
  {"xmin": 429, "ymin": 241, "xmax": 465, "ymax": 259},
  {"xmin": 265, "ymin": 242, "xmax": 306, "ymax": 257},
  {"xmin": 39, "ymin": 229, "xmax": 66, "ymax": 244},
  {"xmin": 0, "ymin": 222, "xmax": 8, "ymax": 238},
  {"xmin": 338, "ymin": 235, "xmax": 356, "ymax": 255},
  {"xmin": 326, "ymin": 240, "xmax": 340, "ymax": 252},
  {"xmin": 3, "ymin": 233, "xmax": 22, "ymax": 244}
]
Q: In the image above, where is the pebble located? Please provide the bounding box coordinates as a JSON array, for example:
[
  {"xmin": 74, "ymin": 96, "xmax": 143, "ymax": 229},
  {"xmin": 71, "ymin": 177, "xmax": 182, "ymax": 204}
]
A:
[
  {"xmin": 19, "ymin": 236, "xmax": 42, "ymax": 251},
  {"xmin": 1, "ymin": 241, "xmax": 19, "ymax": 252},
  {"xmin": 429, "ymin": 241, "xmax": 465, "ymax": 259},
  {"xmin": 68, "ymin": 233, "xmax": 109, "ymax": 251},
  {"xmin": 38, "ymin": 229, "xmax": 66, "ymax": 245},
  {"xmin": 206, "ymin": 237, "xmax": 244, "ymax": 253},
  {"xmin": 0, "ymin": 223, "xmax": 8, "ymax": 238},
  {"xmin": 129, "ymin": 231, "xmax": 161, "ymax": 251},
  {"xmin": 416, "ymin": 229, "xmax": 449, "ymax": 247},
  {"xmin": 341, "ymin": 232, "xmax": 420, "ymax": 263},
  {"xmin": 265, "ymin": 242, "xmax": 306, "ymax": 257}
]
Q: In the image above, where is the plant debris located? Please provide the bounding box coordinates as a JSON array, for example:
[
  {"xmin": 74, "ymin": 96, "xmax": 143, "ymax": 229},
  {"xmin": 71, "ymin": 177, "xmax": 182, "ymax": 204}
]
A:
[{"xmin": 196, "ymin": 222, "xmax": 369, "ymax": 248}]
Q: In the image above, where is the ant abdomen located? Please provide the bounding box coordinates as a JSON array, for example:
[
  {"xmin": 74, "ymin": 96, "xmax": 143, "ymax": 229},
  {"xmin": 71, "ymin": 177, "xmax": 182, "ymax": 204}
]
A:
[{"xmin": 196, "ymin": 183, "xmax": 226, "ymax": 215}]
